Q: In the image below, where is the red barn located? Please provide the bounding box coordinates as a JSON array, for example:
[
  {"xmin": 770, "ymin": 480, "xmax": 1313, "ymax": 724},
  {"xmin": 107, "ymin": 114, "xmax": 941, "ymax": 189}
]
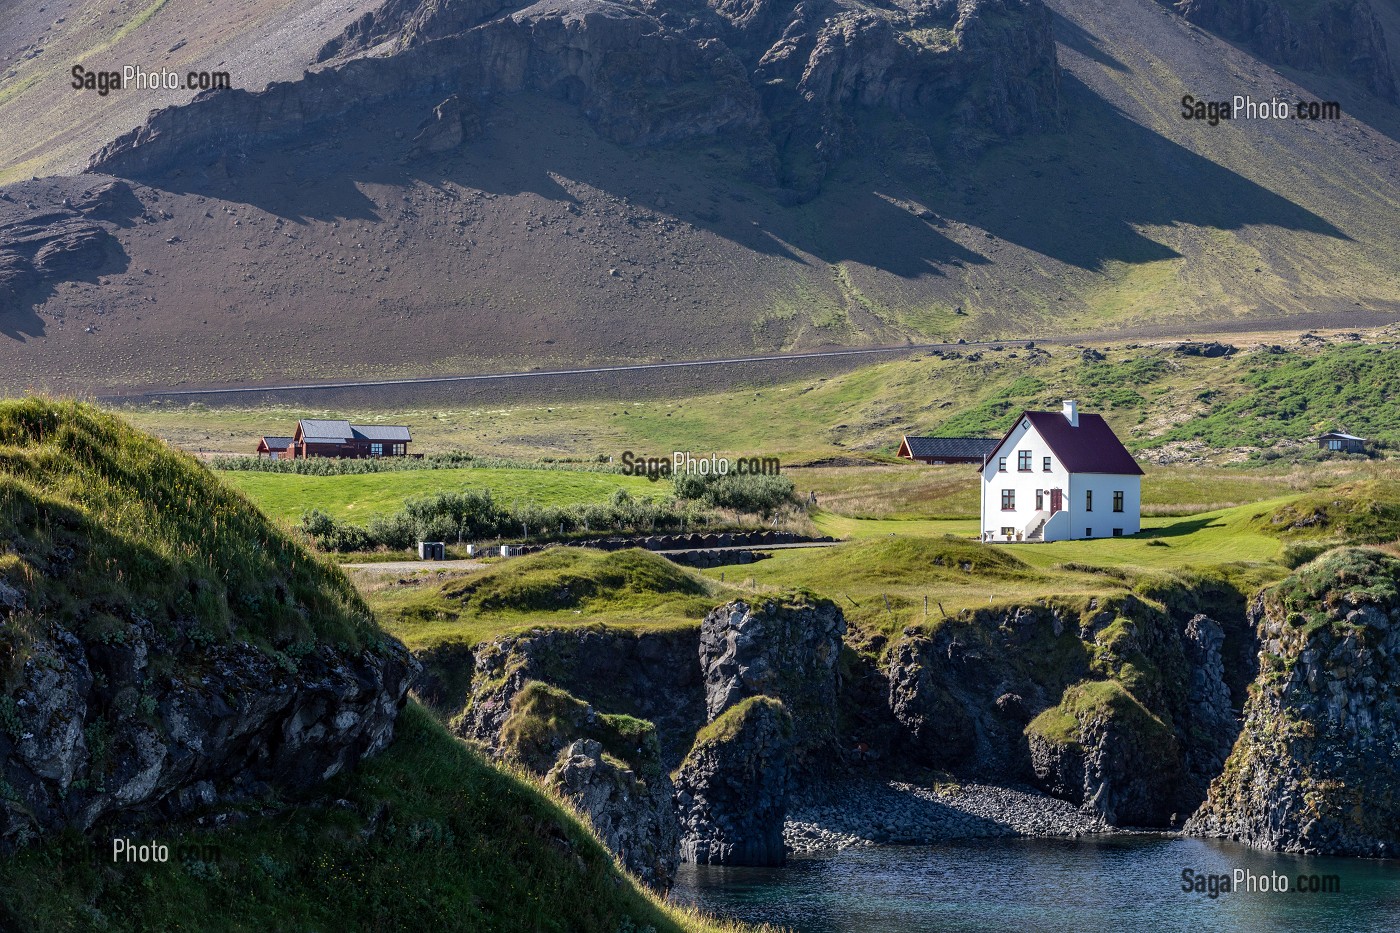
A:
[{"xmin": 281, "ymin": 420, "xmax": 413, "ymax": 459}]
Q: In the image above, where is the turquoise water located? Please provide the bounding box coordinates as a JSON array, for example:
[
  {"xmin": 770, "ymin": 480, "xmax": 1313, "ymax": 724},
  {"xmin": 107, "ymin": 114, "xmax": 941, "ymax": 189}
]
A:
[{"xmin": 671, "ymin": 836, "xmax": 1400, "ymax": 932}]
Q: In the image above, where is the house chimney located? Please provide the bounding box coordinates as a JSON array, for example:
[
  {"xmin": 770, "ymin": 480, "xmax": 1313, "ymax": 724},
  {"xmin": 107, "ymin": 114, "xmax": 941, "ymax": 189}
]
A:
[{"xmin": 1063, "ymin": 399, "xmax": 1079, "ymax": 427}]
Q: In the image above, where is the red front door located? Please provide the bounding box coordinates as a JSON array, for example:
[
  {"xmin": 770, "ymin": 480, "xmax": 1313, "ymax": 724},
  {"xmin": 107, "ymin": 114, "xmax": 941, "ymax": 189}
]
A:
[{"xmin": 1050, "ymin": 488, "xmax": 1063, "ymax": 514}]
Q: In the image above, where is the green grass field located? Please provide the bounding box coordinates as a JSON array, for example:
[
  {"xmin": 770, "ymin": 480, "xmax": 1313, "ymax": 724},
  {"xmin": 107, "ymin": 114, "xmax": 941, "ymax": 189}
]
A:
[{"xmin": 219, "ymin": 467, "xmax": 658, "ymax": 525}]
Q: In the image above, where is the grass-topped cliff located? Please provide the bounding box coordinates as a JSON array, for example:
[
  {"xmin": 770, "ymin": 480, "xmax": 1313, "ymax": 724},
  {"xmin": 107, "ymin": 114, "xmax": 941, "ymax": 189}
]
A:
[
  {"xmin": 0, "ymin": 398, "xmax": 378, "ymax": 661},
  {"xmin": 0, "ymin": 401, "xmax": 743, "ymax": 932}
]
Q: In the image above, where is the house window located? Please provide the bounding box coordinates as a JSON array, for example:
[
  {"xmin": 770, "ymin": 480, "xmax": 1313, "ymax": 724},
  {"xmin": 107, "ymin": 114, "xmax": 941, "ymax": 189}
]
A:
[
  {"xmin": 1035, "ymin": 490, "xmax": 1044, "ymax": 511},
  {"xmin": 1112, "ymin": 528, "xmax": 1123, "ymax": 537},
  {"xmin": 1113, "ymin": 491, "xmax": 1124, "ymax": 513},
  {"xmin": 1001, "ymin": 490, "xmax": 1015, "ymax": 511},
  {"xmin": 1328, "ymin": 439, "xmax": 1342, "ymax": 451},
  {"xmin": 998, "ymin": 457, "xmax": 1007, "ymax": 472},
  {"xmin": 1043, "ymin": 456, "xmax": 1052, "ymax": 472},
  {"xmin": 1085, "ymin": 490, "xmax": 1093, "ymax": 511},
  {"xmin": 370, "ymin": 442, "xmax": 383, "ymax": 457},
  {"xmin": 392, "ymin": 443, "xmax": 405, "ymax": 456},
  {"xmin": 1001, "ymin": 526, "xmax": 1015, "ymax": 539},
  {"xmin": 1086, "ymin": 528, "xmax": 1093, "ymax": 537},
  {"xmin": 1017, "ymin": 450, "xmax": 1032, "ymax": 472}
]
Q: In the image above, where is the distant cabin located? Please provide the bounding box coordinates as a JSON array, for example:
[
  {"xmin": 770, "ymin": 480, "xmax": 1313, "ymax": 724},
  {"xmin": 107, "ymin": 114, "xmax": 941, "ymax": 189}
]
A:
[
  {"xmin": 980, "ymin": 400, "xmax": 1143, "ymax": 543},
  {"xmin": 275, "ymin": 420, "xmax": 414, "ymax": 459},
  {"xmin": 897, "ymin": 435, "xmax": 999, "ymax": 465},
  {"xmin": 256, "ymin": 436, "xmax": 293, "ymax": 460},
  {"xmin": 1318, "ymin": 431, "xmax": 1365, "ymax": 454}
]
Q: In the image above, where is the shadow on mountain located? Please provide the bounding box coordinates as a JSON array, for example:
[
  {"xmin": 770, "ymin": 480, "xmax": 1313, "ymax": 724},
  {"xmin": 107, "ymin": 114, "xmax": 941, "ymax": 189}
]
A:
[
  {"xmin": 899, "ymin": 73, "xmax": 1349, "ymax": 272},
  {"xmin": 109, "ymin": 68, "xmax": 1347, "ymax": 285},
  {"xmin": 0, "ymin": 179, "xmax": 138, "ymax": 338},
  {"xmin": 0, "ymin": 303, "xmax": 46, "ymax": 341},
  {"xmin": 1052, "ymin": 10, "xmax": 1129, "ymax": 74}
]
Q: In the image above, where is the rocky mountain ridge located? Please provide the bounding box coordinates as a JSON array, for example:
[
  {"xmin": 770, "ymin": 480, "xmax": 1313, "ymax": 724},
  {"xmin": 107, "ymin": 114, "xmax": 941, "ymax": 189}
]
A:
[
  {"xmin": 91, "ymin": 0, "xmax": 1062, "ymax": 200},
  {"xmin": 1165, "ymin": 0, "xmax": 1398, "ymax": 100}
]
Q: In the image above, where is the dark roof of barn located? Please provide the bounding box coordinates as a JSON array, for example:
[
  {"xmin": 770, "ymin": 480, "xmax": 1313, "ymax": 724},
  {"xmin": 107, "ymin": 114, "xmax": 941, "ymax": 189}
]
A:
[
  {"xmin": 260, "ymin": 436, "xmax": 294, "ymax": 448},
  {"xmin": 351, "ymin": 425, "xmax": 412, "ymax": 442},
  {"xmin": 298, "ymin": 419, "xmax": 354, "ymax": 443},
  {"xmin": 1319, "ymin": 431, "xmax": 1365, "ymax": 441},
  {"xmin": 902, "ymin": 436, "xmax": 1000, "ymax": 459},
  {"xmin": 988, "ymin": 411, "xmax": 1144, "ymax": 475}
]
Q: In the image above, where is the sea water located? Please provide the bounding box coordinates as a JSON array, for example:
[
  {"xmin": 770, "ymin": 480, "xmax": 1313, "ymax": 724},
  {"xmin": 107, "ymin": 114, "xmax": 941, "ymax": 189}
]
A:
[{"xmin": 671, "ymin": 836, "xmax": 1400, "ymax": 932}]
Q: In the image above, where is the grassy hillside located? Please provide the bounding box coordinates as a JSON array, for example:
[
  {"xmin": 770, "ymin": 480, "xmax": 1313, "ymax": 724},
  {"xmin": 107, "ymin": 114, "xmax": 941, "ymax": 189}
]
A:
[
  {"xmin": 0, "ymin": 703, "xmax": 742, "ymax": 933},
  {"xmin": 0, "ymin": 398, "xmax": 377, "ymax": 654},
  {"xmin": 123, "ymin": 332, "xmax": 1400, "ymax": 466}
]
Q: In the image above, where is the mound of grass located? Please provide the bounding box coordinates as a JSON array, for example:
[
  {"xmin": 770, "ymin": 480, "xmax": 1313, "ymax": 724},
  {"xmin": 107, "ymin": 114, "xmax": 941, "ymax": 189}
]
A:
[
  {"xmin": 0, "ymin": 400, "xmax": 377, "ymax": 659},
  {"xmin": 1025, "ymin": 679, "xmax": 1173, "ymax": 750},
  {"xmin": 370, "ymin": 548, "xmax": 722, "ymax": 649},
  {"xmin": 448, "ymin": 547, "xmax": 708, "ymax": 612},
  {"xmin": 1266, "ymin": 547, "xmax": 1400, "ymax": 635},
  {"xmin": 499, "ymin": 681, "xmax": 662, "ymax": 779},
  {"xmin": 1257, "ymin": 479, "xmax": 1400, "ymax": 544},
  {"xmin": 680, "ymin": 696, "xmax": 793, "ymax": 768},
  {"xmin": 0, "ymin": 703, "xmax": 738, "ymax": 932}
]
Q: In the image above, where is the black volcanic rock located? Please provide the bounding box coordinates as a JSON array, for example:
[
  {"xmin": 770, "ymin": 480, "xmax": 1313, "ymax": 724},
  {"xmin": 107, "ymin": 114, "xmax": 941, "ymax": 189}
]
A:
[
  {"xmin": 91, "ymin": 0, "xmax": 1061, "ymax": 196},
  {"xmin": 1188, "ymin": 549, "xmax": 1400, "ymax": 856},
  {"xmin": 673, "ymin": 695, "xmax": 793, "ymax": 866},
  {"xmin": 1164, "ymin": 0, "xmax": 1397, "ymax": 100}
]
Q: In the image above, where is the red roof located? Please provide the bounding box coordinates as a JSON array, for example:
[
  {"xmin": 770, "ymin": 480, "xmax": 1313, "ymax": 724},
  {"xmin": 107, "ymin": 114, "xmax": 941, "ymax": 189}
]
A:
[{"xmin": 987, "ymin": 410, "xmax": 1144, "ymax": 476}]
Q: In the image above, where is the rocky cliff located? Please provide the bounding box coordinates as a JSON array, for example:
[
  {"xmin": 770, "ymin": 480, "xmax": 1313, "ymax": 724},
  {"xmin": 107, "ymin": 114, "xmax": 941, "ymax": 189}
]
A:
[
  {"xmin": 0, "ymin": 401, "xmax": 414, "ymax": 850},
  {"xmin": 673, "ymin": 695, "xmax": 793, "ymax": 866},
  {"xmin": 456, "ymin": 623, "xmax": 705, "ymax": 763},
  {"xmin": 1164, "ymin": 0, "xmax": 1397, "ymax": 100},
  {"xmin": 494, "ymin": 681, "xmax": 681, "ymax": 890},
  {"xmin": 699, "ymin": 597, "xmax": 846, "ymax": 758},
  {"xmin": 89, "ymin": 0, "xmax": 1061, "ymax": 198},
  {"xmin": 885, "ymin": 591, "xmax": 1249, "ymax": 827},
  {"xmin": 1188, "ymin": 548, "xmax": 1400, "ymax": 856}
]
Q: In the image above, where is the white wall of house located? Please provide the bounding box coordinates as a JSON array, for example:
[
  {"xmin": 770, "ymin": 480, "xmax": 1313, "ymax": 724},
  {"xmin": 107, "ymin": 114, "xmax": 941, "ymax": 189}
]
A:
[
  {"xmin": 1065, "ymin": 473, "xmax": 1141, "ymax": 540},
  {"xmin": 979, "ymin": 406, "xmax": 1142, "ymax": 543},
  {"xmin": 979, "ymin": 418, "xmax": 1068, "ymax": 542}
]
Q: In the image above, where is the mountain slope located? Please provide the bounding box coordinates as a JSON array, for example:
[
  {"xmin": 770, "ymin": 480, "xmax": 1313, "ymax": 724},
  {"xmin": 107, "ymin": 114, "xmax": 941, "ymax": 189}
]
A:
[
  {"xmin": 0, "ymin": 0, "xmax": 375, "ymax": 184},
  {"xmin": 1, "ymin": 0, "xmax": 1398, "ymax": 394}
]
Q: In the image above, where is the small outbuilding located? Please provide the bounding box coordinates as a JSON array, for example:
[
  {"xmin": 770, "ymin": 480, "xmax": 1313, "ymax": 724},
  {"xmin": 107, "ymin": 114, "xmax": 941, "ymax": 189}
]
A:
[
  {"xmin": 256, "ymin": 436, "xmax": 294, "ymax": 460},
  {"xmin": 1317, "ymin": 431, "xmax": 1366, "ymax": 454}
]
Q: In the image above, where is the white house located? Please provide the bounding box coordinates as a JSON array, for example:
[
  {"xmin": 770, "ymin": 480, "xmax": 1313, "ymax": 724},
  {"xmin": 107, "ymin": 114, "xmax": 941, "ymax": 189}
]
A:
[{"xmin": 979, "ymin": 400, "xmax": 1143, "ymax": 543}]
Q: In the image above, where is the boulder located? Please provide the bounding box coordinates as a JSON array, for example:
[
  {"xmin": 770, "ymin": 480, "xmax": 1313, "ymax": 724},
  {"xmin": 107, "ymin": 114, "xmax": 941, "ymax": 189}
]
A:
[{"xmin": 1025, "ymin": 679, "xmax": 1182, "ymax": 827}]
